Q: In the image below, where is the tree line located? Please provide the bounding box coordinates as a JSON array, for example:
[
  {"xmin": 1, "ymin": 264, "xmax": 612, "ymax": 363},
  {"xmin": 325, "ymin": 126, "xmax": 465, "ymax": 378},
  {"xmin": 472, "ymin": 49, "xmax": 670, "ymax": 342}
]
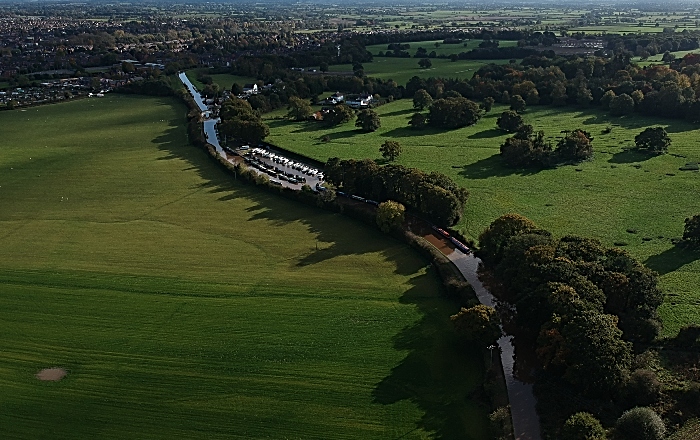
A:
[{"xmin": 324, "ymin": 158, "xmax": 469, "ymax": 227}]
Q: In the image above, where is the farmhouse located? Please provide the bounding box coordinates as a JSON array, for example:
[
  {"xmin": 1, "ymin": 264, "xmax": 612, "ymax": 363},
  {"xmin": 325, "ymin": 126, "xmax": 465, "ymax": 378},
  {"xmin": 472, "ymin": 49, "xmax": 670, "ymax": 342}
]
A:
[
  {"xmin": 324, "ymin": 92, "xmax": 344, "ymax": 105},
  {"xmin": 243, "ymin": 83, "xmax": 259, "ymax": 94},
  {"xmin": 345, "ymin": 93, "xmax": 373, "ymax": 109}
]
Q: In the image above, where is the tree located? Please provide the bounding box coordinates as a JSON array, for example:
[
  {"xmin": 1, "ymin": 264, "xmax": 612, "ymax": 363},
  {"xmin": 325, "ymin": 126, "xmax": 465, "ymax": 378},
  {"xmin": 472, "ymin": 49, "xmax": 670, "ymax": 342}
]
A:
[
  {"xmin": 428, "ymin": 97, "xmax": 484, "ymax": 129},
  {"xmin": 683, "ymin": 214, "xmax": 700, "ymax": 246},
  {"xmin": 601, "ymin": 90, "xmax": 616, "ymax": 109},
  {"xmin": 500, "ymin": 126, "xmax": 552, "ymax": 168},
  {"xmin": 408, "ymin": 112, "xmax": 427, "ymax": 129},
  {"xmin": 561, "ymin": 311, "xmax": 632, "ymax": 396},
  {"xmin": 325, "ymin": 104, "xmax": 354, "ymax": 126},
  {"xmin": 577, "ymin": 84, "xmax": 593, "ymax": 106},
  {"xmin": 615, "ymin": 407, "xmax": 665, "ymax": 440},
  {"xmin": 634, "ymin": 127, "xmax": 670, "ymax": 154},
  {"xmin": 355, "ymin": 109, "xmax": 381, "ymax": 132},
  {"xmin": 555, "ymin": 129, "xmax": 593, "ymax": 162},
  {"xmin": 478, "ymin": 213, "xmax": 539, "ymax": 264},
  {"xmin": 497, "ymin": 110, "xmax": 524, "ymax": 132},
  {"xmin": 418, "ymin": 58, "xmax": 432, "ymax": 69},
  {"xmin": 561, "ymin": 412, "xmax": 606, "ymax": 440},
  {"xmin": 380, "ymin": 140, "xmax": 402, "ymax": 161},
  {"xmin": 319, "ymin": 62, "xmax": 329, "ymax": 72},
  {"xmin": 376, "ymin": 201, "xmax": 405, "ymax": 232},
  {"xmin": 286, "ymin": 96, "xmax": 313, "ymax": 121},
  {"xmin": 551, "ymin": 82, "xmax": 568, "ymax": 106},
  {"xmin": 482, "ymin": 96, "xmax": 495, "ymax": 112},
  {"xmin": 610, "ymin": 93, "xmax": 635, "ymax": 116},
  {"xmin": 413, "ymin": 89, "xmax": 433, "ymax": 110},
  {"xmin": 451, "ymin": 304, "xmax": 502, "ymax": 347},
  {"xmin": 510, "ymin": 94, "xmax": 527, "ymax": 113},
  {"xmin": 228, "ymin": 81, "xmax": 243, "ymax": 96}
]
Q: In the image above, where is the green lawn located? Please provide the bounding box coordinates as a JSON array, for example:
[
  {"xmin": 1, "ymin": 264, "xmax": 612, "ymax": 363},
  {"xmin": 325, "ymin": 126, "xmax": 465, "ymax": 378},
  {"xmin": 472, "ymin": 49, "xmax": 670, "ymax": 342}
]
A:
[
  {"xmin": 0, "ymin": 95, "xmax": 489, "ymax": 439},
  {"xmin": 266, "ymin": 100, "xmax": 700, "ymax": 336},
  {"xmin": 330, "ymin": 57, "xmax": 514, "ymax": 86}
]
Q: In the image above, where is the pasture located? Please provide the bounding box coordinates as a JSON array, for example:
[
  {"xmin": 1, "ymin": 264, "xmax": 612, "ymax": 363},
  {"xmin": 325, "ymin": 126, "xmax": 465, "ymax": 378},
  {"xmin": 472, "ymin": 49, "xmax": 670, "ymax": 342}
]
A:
[
  {"xmin": 186, "ymin": 68, "xmax": 257, "ymax": 91},
  {"xmin": 365, "ymin": 39, "xmax": 518, "ymax": 57},
  {"xmin": 0, "ymin": 95, "xmax": 489, "ymax": 439},
  {"xmin": 265, "ymin": 99, "xmax": 700, "ymax": 336},
  {"xmin": 329, "ymin": 57, "xmax": 513, "ymax": 86}
]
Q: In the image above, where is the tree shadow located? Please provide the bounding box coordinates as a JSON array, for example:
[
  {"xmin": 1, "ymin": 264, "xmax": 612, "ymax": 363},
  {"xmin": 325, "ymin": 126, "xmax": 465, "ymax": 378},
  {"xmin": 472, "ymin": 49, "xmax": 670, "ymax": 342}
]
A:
[
  {"xmin": 645, "ymin": 245, "xmax": 700, "ymax": 275},
  {"xmin": 373, "ymin": 270, "xmax": 490, "ymax": 439},
  {"xmin": 381, "ymin": 108, "xmax": 415, "ymax": 118},
  {"xmin": 608, "ymin": 148, "xmax": 655, "ymax": 164},
  {"xmin": 382, "ymin": 126, "xmax": 445, "ymax": 138},
  {"xmin": 468, "ymin": 128, "xmax": 505, "ymax": 139},
  {"xmin": 458, "ymin": 154, "xmax": 544, "ymax": 180},
  {"xmin": 577, "ymin": 110, "xmax": 695, "ymax": 134}
]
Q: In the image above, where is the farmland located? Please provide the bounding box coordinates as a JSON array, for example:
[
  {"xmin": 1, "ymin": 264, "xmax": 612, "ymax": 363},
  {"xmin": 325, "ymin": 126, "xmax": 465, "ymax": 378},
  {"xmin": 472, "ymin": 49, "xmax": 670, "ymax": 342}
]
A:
[
  {"xmin": 0, "ymin": 95, "xmax": 489, "ymax": 439},
  {"xmin": 265, "ymin": 100, "xmax": 700, "ymax": 336}
]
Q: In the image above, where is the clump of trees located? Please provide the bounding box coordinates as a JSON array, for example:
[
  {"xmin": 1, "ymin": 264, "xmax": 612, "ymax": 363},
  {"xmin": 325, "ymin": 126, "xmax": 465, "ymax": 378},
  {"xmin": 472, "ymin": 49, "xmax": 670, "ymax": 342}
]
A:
[
  {"xmin": 499, "ymin": 127, "xmax": 593, "ymax": 168},
  {"xmin": 427, "ymin": 96, "xmax": 484, "ymax": 129},
  {"xmin": 478, "ymin": 214, "xmax": 663, "ymax": 397},
  {"xmin": 219, "ymin": 97, "xmax": 270, "ymax": 144},
  {"xmin": 634, "ymin": 127, "xmax": 671, "ymax": 154},
  {"xmin": 500, "ymin": 125, "xmax": 552, "ymax": 168},
  {"xmin": 325, "ymin": 158, "xmax": 469, "ymax": 227}
]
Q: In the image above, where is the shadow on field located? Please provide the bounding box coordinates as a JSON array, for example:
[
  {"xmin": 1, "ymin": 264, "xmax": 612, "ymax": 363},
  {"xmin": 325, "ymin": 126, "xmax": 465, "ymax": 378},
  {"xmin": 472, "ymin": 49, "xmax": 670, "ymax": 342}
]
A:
[
  {"xmin": 382, "ymin": 126, "xmax": 445, "ymax": 138},
  {"xmin": 645, "ymin": 245, "xmax": 700, "ymax": 275},
  {"xmin": 381, "ymin": 108, "xmax": 415, "ymax": 118},
  {"xmin": 468, "ymin": 128, "xmax": 504, "ymax": 139},
  {"xmin": 609, "ymin": 148, "xmax": 655, "ymax": 164},
  {"xmin": 458, "ymin": 154, "xmax": 542, "ymax": 179},
  {"xmin": 373, "ymin": 270, "xmax": 487, "ymax": 439},
  {"xmin": 580, "ymin": 112, "xmax": 694, "ymax": 134}
]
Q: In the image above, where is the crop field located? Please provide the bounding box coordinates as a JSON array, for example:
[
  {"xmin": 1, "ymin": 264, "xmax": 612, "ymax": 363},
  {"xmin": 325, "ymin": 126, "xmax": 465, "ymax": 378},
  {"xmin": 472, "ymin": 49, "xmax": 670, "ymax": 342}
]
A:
[
  {"xmin": 365, "ymin": 39, "xmax": 518, "ymax": 57},
  {"xmin": 265, "ymin": 99, "xmax": 700, "ymax": 336},
  {"xmin": 0, "ymin": 95, "xmax": 489, "ymax": 439},
  {"xmin": 330, "ymin": 57, "xmax": 513, "ymax": 85}
]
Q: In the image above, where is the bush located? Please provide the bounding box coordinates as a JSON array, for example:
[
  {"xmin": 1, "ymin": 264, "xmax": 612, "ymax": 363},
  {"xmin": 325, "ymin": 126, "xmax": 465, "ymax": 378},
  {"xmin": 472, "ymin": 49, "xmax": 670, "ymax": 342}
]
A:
[
  {"xmin": 625, "ymin": 369, "xmax": 661, "ymax": 406},
  {"xmin": 561, "ymin": 412, "xmax": 606, "ymax": 440},
  {"xmin": 614, "ymin": 407, "xmax": 665, "ymax": 440}
]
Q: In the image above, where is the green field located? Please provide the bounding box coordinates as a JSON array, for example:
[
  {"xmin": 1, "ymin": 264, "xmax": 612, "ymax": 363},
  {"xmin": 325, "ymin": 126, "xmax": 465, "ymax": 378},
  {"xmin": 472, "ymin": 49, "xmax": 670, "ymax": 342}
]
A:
[
  {"xmin": 265, "ymin": 99, "xmax": 700, "ymax": 336},
  {"xmin": 0, "ymin": 95, "xmax": 489, "ymax": 439},
  {"xmin": 365, "ymin": 39, "xmax": 518, "ymax": 57},
  {"xmin": 186, "ymin": 68, "xmax": 257, "ymax": 91},
  {"xmin": 330, "ymin": 57, "xmax": 513, "ymax": 86}
]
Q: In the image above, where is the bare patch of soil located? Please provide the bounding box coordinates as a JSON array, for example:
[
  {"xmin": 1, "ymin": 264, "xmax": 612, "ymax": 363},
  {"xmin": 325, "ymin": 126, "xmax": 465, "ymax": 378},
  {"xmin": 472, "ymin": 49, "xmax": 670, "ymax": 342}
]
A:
[{"xmin": 35, "ymin": 368, "xmax": 67, "ymax": 381}]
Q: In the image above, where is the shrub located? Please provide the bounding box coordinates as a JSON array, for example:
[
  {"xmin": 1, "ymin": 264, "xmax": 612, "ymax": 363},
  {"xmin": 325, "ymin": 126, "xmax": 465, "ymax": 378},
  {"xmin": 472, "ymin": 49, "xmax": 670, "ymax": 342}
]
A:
[
  {"xmin": 614, "ymin": 407, "xmax": 665, "ymax": 440},
  {"xmin": 625, "ymin": 369, "xmax": 662, "ymax": 406},
  {"xmin": 561, "ymin": 412, "xmax": 606, "ymax": 440}
]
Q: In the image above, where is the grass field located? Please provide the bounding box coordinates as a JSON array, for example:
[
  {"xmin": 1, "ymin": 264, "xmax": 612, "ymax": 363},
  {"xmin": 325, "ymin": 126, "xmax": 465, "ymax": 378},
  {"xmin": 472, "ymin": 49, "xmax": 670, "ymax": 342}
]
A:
[
  {"xmin": 0, "ymin": 95, "xmax": 489, "ymax": 439},
  {"xmin": 265, "ymin": 99, "xmax": 700, "ymax": 336},
  {"xmin": 330, "ymin": 58, "xmax": 513, "ymax": 86},
  {"xmin": 186, "ymin": 68, "xmax": 257, "ymax": 91},
  {"xmin": 365, "ymin": 39, "xmax": 518, "ymax": 57}
]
